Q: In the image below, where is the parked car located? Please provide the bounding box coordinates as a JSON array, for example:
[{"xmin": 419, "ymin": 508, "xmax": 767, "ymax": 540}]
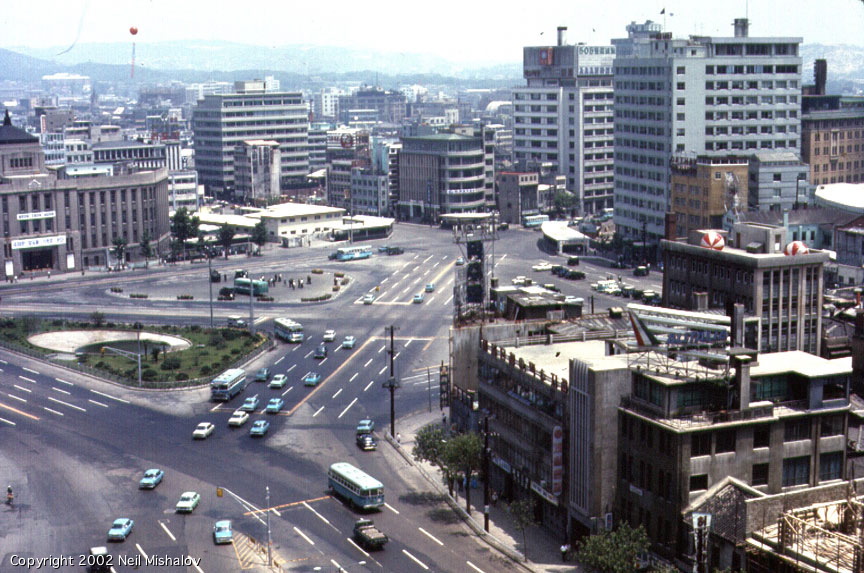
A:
[
  {"xmin": 269, "ymin": 374, "xmax": 287, "ymax": 388},
  {"xmin": 228, "ymin": 410, "xmax": 250, "ymax": 427},
  {"xmin": 249, "ymin": 420, "xmax": 270, "ymax": 436},
  {"xmin": 323, "ymin": 329, "xmax": 336, "ymax": 342},
  {"xmin": 265, "ymin": 398, "xmax": 285, "ymax": 413},
  {"xmin": 240, "ymin": 395, "xmax": 259, "ymax": 412},
  {"xmin": 193, "ymin": 422, "xmax": 215, "ymax": 439},
  {"xmin": 213, "ymin": 520, "xmax": 233, "ymax": 544},
  {"xmin": 254, "ymin": 367, "xmax": 271, "ymax": 382},
  {"xmin": 175, "ymin": 491, "xmax": 201, "ymax": 513},
  {"xmin": 303, "ymin": 372, "xmax": 322, "ymax": 386},
  {"xmin": 107, "ymin": 518, "xmax": 134, "ymax": 541},
  {"xmin": 139, "ymin": 468, "xmax": 164, "ymax": 489},
  {"xmin": 356, "ymin": 419, "xmax": 375, "ymax": 435},
  {"xmin": 342, "ymin": 335, "xmax": 357, "ymax": 349}
]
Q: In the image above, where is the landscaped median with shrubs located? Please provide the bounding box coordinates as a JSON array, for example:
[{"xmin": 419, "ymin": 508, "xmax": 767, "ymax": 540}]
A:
[{"xmin": 0, "ymin": 315, "xmax": 268, "ymax": 388}]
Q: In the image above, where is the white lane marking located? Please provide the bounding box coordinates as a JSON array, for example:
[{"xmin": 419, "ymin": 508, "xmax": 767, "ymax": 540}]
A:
[
  {"xmin": 13, "ymin": 385, "xmax": 31, "ymax": 393},
  {"xmin": 318, "ymin": 357, "xmax": 328, "ymax": 365},
  {"xmin": 293, "ymin": 526, "xmax": 315, "ymax": 545},
  {"xmin": 378, "ymin": 345, "xmax": 386, "ymax": 354},
  {"xmin": 274, "ymin": 356, "xmax": 284, "ymax": 365},
  {"xmin": 467, "ymin": 561, "xmax": 486, "ymax": 573},
  {"xmin": 136, "ymin": 544, "xmax": 149, "ymax": 560},
  {"xmin": 159, "ymin": 521, "xmax": 176, "ymax": 541},
  {"xmin": 303, "ymin": 501, "xmax": 331, "ymax": 525},
  {"xmin": 48, "ymin": 397, "xmax": 86, "ymax": 412},
  {"xmin": 378, "ymin": 366, "xmax": 388, "ymax": 376},
  {"xmin": 446, "ymin": 295, "xmax": 454, "ymax": 304},
  {"xmin": 384, "ymin": 502, "xmax": 400, "ymax": 515},
  {"xmin": 90, "ymin": 389, "xmax": 129, "ymax": 404},
  {"xmin": 347, "ymin": 537, "xmax": 369, "ymax": 556},
  {"xmin": 281, "ymin": 386, "xmax": 294, "ymax": 397},
  {"xmin": 363, "ymin": 380, "xmax": 374, "ymax": 392},
  {"xmin": 88, "ymin": 399, "xmax": 109, "ymax": 408},
  {"xmin": 55, "ymin": 378, "xmax": 73, "ymax": 386},
  {"xmin": 349, "ymin": 373, "xmax": 358, "ymax": 382},
  {"xmin": 18, "ymin": 376, "xmax": 36, "ymax": 384},
  {"xmin": 313, "ymin": 405, "xmax": 324, "ymax": 417},
  {"xmin": 286, "ymin": 364, "xmax": 296, "ymax": 373},
  {"xmin": 394, "ymin": 352, "xmax": 401, "ymax": 361},
  {"xmin": 419, "ymin": 527, "xmax": 444, "ymax": 546},
  {"xmin": 52, "ymin": 387, "xmax": 71, "ymax": 395},
  {"xmin": 303, "ymin": 350, "xmax": 313, "ymax": 359},
  {"xmin": 8, "ymin": 394, "xmax": 26, "ymax": 403},
  {"xmin": 402, "ymin": 549, "xmax": 429, "ymax": 570},
  {"xmin": 192, "ymin": 561, "xmax": 204, "ymax": 573},
  {"xmin": 404, "ymin": 339, "xmax": 413, "ymax": 347},
  {"xmin": 0, "ymin": 359, "xmax": 6, "ymax": 365},
  {"xmin": 338, "ymin": 398, "xmax": 357, "ymax": 418},
  {"xmin": 332, "ymin": 389, "xmax": 342, "ymax": 399},
  {"xmin": 22, "ymin": 367, "xmax": 39, "ymax": 375},
  {"xmin": 43, "ymin": 407, "xmax": 64, "ymax": 416},
  {"xmin": 363, "ymin": 359, "xmax": 373, "ymax": 368},
  {"xmin": 0, "ymin": 417, "xmax": 15, "ymax": 426}
]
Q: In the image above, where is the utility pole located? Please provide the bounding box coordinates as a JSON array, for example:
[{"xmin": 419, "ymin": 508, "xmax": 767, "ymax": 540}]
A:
[
  {"xmin": 248, "ymin": 276, "xmax": 255, "ymax": 335},
  {"xmin": 383, "ymin": 325, "xmax": 400, "ymax": 438},
  {"xmin": 207, "ymin": 253, "xmax": 214, "ymax": 329},
  {"xmin": 266, "ymin": 486, "xmax": 272, "ymax": 566}
]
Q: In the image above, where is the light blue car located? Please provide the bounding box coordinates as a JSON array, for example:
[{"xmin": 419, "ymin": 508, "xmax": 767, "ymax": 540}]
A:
[
  {"xmin": 250, "ymin": 420, "xmax": 270, "ymax": 436},
  {"xmin": 107, "ymin": 518, "xmax": 134, "ymax": 541},
  {"xmin": 265, "ymin": 398, "xmax": 285, "ymax": 413},
  {"xmin": 213, "ymin": 520, "xmax": 233, "ymax": 544},
  {"xmin": 303, "ymin": 372, "xmax": 322, "ymax": 386},
  {"xmin": 139, "ymin": 468, "xmax": 164, "ymax": 489}
]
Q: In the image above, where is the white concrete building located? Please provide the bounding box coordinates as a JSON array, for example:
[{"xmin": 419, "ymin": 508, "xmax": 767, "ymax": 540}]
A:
[{"xmin": 612, "ymin": 18, "xmax": 803, "ymax": 257}]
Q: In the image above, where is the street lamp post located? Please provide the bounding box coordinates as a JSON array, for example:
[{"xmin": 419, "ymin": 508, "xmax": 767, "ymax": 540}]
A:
[{"xmin": 383, "ymin": 325, "xmax": 400, "ymax": 438}]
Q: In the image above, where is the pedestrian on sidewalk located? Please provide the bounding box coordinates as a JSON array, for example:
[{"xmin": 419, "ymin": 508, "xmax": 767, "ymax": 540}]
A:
[
  {"xmin": 396, "ymin": 433, "xmax": 401, "ymax": 444},
  {"xmin": 560, "ymin": 543, "xmax": 571, "ymax": 562}
]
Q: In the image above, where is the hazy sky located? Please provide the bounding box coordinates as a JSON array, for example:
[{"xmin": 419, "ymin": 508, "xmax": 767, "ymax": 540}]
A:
[{"xmin": 3, "ymin": 0, "xmax": 864, "ymax": 64}]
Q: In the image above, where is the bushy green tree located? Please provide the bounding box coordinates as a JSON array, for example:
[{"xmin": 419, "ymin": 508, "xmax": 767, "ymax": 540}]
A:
[
  {"xmin": 217, "ymin": 225, "xmax": 236, "ymax": 259},
  {"xmin": 508, "ymin": 497, "xmax": 537, "ymax": 561},
  {"xmin": 251, "ymin": 220, "xmax": 268, "ymax": 248},
  {"xmin": 576, "ymin": 522, "xmax": 649, "ymax": 573},
  {"xmin": 442, "ymin": 432, "xmax": 483, "ymax": 514},
  {"xmin": 112, "ymin": 236, "xmax": 128, "ymax": 266},
  {"xmin": 139, "ymin": 232, "xmax": 153, "ymax": 268},
  {"xmin": 170, "ymin": 207, "xmax": 199, "ymax": 259},
  {"xmin": 412, "ymin": 424, "xmax": 456, "ymax": 495}
]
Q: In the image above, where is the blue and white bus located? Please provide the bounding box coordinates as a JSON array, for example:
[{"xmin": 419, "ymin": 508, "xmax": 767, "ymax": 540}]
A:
[
  {"xmin": 334, "ymin": 245, "xmax": 373, "ymax": 261},
  {"xmin": 327, "ymin": 462, "xmax": 384, "ymax": 510},
  {"xmin": 522, "ymin": 214, "xmax": 550, "ymax": 228},
  {"xmin": 274, "ymin": 318, "xmax": 304, "ymax": 343},
  {"xmin": 210, "ymin": 368, "xmax": 247, "ymax": 401}
]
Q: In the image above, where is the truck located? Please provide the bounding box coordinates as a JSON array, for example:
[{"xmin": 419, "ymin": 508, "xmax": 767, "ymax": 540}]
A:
[{"xmin": 353, "ymin": 519, "xmax": 388, "ymax": 550}]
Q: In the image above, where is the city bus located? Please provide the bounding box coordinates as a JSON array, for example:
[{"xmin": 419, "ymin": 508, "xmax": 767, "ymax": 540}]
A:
[
  {"xmin": 327, "ymin": 462, "xmax": 385, "ymax": 510},
  {"xmin": 274, "ymin": 318, "xmax": 304, "ymax": 343},
  {"xmin": 334, "ymin": 245, "xmax": 373, "ymax": 261},
  {"xmin": 210, "ymin": 368, "xmax": 248, "ymax": 401},
  {"xmin": 522, "ymin": 214, "xmax": 550, "ymax": 228},
  {"xmin": 233, "ymin": 277, "xmax": 269, "ymax": 296}
]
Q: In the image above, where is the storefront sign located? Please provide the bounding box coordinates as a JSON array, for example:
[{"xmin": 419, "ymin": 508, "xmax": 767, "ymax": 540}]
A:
[
  {"xmin": 551, "ymin": 425, "xmax": 564, "ymax": 496},
  {"xmin": 491, "ymin": 454, "xmax": 511, "ymax": 474},
  {"xmin": 531, "ymin": 481, "xmax": 559, "ymax": 506},
  {"xmin": 11, "ymin": 234, "xmax": 66, "ymax": 250}
]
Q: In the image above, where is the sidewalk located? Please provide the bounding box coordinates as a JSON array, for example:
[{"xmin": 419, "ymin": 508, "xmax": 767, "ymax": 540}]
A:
[{"xmin": 388, "ymin": 408, "xmax": 582, "ymax": 572}]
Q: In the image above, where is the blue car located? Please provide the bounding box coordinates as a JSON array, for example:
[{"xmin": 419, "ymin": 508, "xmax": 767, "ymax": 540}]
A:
[
  {"xmin": 139, "ymin": 468, "xmax": 164, "ymax": 489},
  {"xmin": 303, "ymin": 372, "xmax": 322, "ymax": 386},
  {"xmin": 250, "ymin": 420, "xmax": 270, "ymax": 436},
  {"xmin": 107, "ymin": 518, "xmax": 134, "ymax": 541},
  {"xmin": 213, "ymin": 520, "xmax": 234, "ymax": 544},
  {"xmin": 265, "ymin": 398, "xmax": 285, "ymax": 413}
]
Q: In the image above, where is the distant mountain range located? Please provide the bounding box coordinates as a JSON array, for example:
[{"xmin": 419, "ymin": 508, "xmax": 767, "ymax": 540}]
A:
[{"xmin": 1, "ymin": 41, "xmax": 862, "ymax": 92}]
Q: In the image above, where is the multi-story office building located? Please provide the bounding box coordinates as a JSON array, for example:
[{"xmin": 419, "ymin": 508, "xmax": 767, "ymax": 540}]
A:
[
  {"xmin": 613, "ymin": 19, "xmax": 803, "ymax": 257},
  {"xmin": 338, "ymin": 87, "xmax": 407, "ymax": 125},
  {"xmin": 313, "ymin": 88, "xmax": 344, "ymax": 121},
  {"xmin": 325, "ymin": 128, "xmax": 370, "ymax": 212},
  {"xmin": 233, "ymin": 140, "xmax": 281, "ymax": 204},
  {"xmin": 0, "ymin": 111, "xmax": 170, "ymax": 276},
  {"xmin": 801, "ymin": 94, "xmax": 864, "ymax": 186},
  {"xmin": 371, "ymin": 137, "xmax": 400, "ymax": 217},
  {"xmin": 192, "ymin": 82, "xmax": 309, "ymax": 198},
  {"xmin": 513, "ymin": 27, "xmax": 615, "ymax": 215},
  {"xmin": 92, "ymin": 140, "xmax": 167, "ymax": 171},
  {"xmin": 166, "ymin": 170, "xmax": 202, "ymax": 213},
  {"xmin": 307, "ymin": 122, "xmax": 330, "ymax": 172},
  {"xmin": 350, "ymin": 167, "xmax": 389, "ymax": 216},
  {"xmin": 669, "ymin": 155, "xmax": 749, "ymax": 237},
  {"xmin": 496, "ymin": 172, "xmax": 539, "ymax": 225},
  {"xmin": 746, "ymin": 151, "xmax": 810, "ymax": 211},
  {"xmin": 398, "ymin": 134, "xmax": 487, "ymax": 221},
  {"xmin": 662, "ymin": 223, "xmax": 828, "ymax": 355}
]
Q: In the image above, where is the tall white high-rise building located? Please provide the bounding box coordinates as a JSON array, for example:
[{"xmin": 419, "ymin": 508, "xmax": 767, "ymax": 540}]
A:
[
  {"xmin": 612, "ymin": 19, "xmax": 802, "ymax": 254},
  {"xmin": 512, "ymin": 27, "xmax": 615, "ymax": 215}
]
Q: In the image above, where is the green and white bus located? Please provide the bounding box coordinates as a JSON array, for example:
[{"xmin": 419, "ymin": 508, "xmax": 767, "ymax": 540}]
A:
[{"xmin": 327, "ymin": 462, "xmax": 384, "ymax": 510}]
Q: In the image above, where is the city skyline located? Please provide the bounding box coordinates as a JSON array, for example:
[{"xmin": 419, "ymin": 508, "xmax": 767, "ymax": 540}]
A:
[{"xmin": 2, "ymin": 0, "xmax": 864, "ymax": 68}]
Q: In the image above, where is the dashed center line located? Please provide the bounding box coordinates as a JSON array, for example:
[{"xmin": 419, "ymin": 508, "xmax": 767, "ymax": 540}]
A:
[
  {"xmin": 48, "ymin": 397, "xmax": 86, "ymax": 412},
  {"xmin": 88, "ymin": 399, "xmax": 109, "ymax": 408},
  {"xmin": 18, "ymin": 376, "xmax": 36, "ymax": 384},
  {"xmin": 363, "ymin": 380, "xmax": 374, "ymax": 392},
  {"xmin": 338, "ymin": 398, "xmax": 357, "ymax": 418},
  {"xmin": 43, "ymin": 407, "xmax": 64, "ymax": 416},
  {"xmin": 51, "ymin": 387, "xmax": 71, "ymax": 395},
  {"xmin": 312, "ymin": 405, "xmax": 325, "ymax": 417}
]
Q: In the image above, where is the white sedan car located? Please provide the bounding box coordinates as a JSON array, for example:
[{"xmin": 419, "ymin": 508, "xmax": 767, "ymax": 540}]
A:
[
  {"xmin": 323, "ymin": 329, "xmax": 336, "ymax": 342},
  {"xmin": 228, "ymin": 410, "xmax": 250, "ymax": 427},
  {"xmin": 532, "ymin": 262, "xmax": 554, "ymax": 272},
  {"xmin": 193, "ymin": 422, "xmax": 215, "ymax": 439}
]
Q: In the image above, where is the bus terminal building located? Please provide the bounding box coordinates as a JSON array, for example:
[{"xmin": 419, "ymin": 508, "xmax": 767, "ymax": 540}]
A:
[{"xmin": 0, "ymin": 111, "xmax": 170, "ymax": 277}]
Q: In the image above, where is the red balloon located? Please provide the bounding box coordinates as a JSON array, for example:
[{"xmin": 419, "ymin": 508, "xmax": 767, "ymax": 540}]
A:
[{"xmin": 129, "ymin": 26, "xmax": 138, "ymax": 36}]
